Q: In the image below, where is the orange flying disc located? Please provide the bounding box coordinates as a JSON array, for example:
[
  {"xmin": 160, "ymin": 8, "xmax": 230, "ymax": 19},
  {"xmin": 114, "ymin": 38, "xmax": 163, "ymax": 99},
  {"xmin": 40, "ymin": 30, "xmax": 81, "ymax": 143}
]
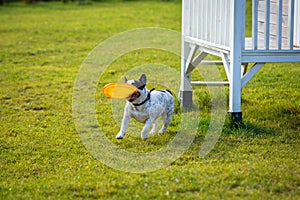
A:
[{"xmin": 102, "ymin": 83, "xmax": 138, "ymax": 99}]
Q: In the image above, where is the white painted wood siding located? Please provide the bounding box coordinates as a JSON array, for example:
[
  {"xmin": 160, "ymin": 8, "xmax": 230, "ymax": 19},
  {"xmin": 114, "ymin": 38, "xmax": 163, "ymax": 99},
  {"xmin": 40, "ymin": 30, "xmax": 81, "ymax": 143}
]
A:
[{"xmin": 250, "ymin": 0, "xmax": 300, "ymax": 50}]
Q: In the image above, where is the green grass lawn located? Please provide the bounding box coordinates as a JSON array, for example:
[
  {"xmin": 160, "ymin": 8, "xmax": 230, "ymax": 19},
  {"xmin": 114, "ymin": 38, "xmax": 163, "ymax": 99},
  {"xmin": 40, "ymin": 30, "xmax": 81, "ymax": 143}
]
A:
[{"xmin": 1, "ymin": 1, "xmax": 299, "ymax": 199}]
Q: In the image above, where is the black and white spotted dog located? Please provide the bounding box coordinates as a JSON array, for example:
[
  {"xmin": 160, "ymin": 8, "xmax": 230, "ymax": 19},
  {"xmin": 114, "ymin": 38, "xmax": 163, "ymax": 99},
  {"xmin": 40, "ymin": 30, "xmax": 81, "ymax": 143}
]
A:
[{"xmin": 116, "ymin": 74, "xmax": 174, "ymax": 140}]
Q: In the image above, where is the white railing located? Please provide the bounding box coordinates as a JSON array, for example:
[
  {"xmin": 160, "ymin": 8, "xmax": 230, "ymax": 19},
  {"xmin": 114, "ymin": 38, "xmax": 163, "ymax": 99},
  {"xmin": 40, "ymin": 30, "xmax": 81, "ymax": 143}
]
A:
[
  {"xmin": 183, "ymin": 0, "xmax": 299, "ymax": 51},
  {"xmin": 183, "ymin": 0, "xmax": 232, "ymax": 50},
  {"xmin": 251, "ymin": 0, "xmax": 298, "ymax": 50}
]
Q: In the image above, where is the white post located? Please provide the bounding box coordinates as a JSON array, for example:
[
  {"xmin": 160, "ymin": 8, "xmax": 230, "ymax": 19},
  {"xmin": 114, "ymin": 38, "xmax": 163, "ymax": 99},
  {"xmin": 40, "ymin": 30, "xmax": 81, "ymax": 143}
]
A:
[
  {"xmin": 180, "ymin": 0, "xmax": 193, "ymax": 108},
  {"xmin": 229, "ymin": 0, "xmax": 246, "ymax": 124},
  {"xmin": 295, "ymin": 0, "xmax": 300, "ymax": 47},
  {"xmin": 288, "ymin": 0, "xmax": 295, "ymax": 50}
]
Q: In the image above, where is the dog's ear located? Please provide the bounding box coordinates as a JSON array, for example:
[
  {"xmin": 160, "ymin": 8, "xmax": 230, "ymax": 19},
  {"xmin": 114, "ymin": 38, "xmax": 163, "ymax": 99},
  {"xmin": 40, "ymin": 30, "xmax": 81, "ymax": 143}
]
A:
[
  {"xmin": 124, "ymin": 77, "xmax": 128, "ymax": 83},
  {"xmin": 140, "ymin": 74, "xmax": 146, "ymax": 85}
]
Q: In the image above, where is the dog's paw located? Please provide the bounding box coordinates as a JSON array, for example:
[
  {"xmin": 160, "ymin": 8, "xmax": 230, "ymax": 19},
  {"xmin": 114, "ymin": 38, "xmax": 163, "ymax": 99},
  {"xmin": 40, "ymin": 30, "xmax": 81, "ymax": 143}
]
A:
[
  {"xmin": 158, "ymin": 128, "xmax": 166, "ymax": 134},
  {"xmin": 116, "ymin": 132, "xmax": 124, "ymax": 139},
  {"xmin": 141, "ymin": 132, "xmax": 149, "ymax": 140},
  {"xmin": 141, "ymin": 136, "xmax": 148, "ymax": 140}
]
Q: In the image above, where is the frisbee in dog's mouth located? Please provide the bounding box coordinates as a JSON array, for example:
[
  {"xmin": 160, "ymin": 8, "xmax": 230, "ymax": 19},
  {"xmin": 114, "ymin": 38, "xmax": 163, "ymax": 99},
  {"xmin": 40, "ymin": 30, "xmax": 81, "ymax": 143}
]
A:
[{"xmin": 102, "ymin": 83, "xmax": 138, "ymax": 99}]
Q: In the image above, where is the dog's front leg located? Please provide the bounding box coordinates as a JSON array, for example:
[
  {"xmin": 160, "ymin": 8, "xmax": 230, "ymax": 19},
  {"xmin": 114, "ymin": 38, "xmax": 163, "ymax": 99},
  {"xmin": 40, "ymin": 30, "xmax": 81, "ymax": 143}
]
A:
[
  {"xmin": 150, "ymin": 119, "xmax": 158, "ymax": 134},
  {"xmin": 116, "ymin": 114, "xmax": 130, "ymax": 139},
  {"xmin": 141, "ymin": 118, "xmax": 154, "ymax": 140}
]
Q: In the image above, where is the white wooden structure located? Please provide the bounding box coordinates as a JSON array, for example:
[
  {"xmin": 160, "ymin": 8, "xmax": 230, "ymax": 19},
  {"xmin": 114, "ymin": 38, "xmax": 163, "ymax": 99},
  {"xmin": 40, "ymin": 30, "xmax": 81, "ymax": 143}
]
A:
[{"xmin": 180, "ymin": 0, "xmax": 300, "ymax": 123}]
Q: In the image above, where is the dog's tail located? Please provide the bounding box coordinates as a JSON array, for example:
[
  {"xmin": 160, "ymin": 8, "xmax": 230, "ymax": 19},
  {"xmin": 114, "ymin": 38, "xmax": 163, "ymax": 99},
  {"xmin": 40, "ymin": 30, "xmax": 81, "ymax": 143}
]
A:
[{"xmin": 166, "ymin": 89, "xmax": 173, "ymax": 96}]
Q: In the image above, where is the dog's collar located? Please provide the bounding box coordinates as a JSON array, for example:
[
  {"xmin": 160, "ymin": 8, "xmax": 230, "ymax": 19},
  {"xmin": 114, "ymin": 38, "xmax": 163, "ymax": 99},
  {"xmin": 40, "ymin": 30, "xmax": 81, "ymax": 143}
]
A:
[{"xmin": 132, "ymin": 88, "xmax": 154, "ymax": 107}]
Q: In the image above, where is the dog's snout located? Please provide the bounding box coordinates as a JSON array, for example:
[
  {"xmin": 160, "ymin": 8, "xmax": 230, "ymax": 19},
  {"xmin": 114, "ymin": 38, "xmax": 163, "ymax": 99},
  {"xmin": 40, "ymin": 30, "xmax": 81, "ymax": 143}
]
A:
[{"xmin": 127, "ymin": 91, "xmax": 140, "ymax": 102}]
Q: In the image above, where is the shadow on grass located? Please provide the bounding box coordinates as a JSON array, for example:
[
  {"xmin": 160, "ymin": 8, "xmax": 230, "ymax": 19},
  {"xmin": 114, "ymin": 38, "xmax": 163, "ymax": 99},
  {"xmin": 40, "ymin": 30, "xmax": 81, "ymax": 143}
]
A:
[{"xmin": 222, "ymin": 119, "xmax": 276, "ymax": 138}]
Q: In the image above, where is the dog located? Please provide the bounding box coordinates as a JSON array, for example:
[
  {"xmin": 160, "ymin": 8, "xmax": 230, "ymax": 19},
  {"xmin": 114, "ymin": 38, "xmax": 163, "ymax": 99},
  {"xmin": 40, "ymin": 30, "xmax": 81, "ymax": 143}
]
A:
[{"xmin": 116, "ymin": 74, "xmax": 174, "ymax": 140}]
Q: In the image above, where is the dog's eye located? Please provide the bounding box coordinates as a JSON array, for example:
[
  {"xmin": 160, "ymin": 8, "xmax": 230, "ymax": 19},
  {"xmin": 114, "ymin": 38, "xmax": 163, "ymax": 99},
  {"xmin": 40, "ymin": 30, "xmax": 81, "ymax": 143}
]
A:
[{"xmin": 138, "ymin": 85, "xmax": 145, "ymax": 90}]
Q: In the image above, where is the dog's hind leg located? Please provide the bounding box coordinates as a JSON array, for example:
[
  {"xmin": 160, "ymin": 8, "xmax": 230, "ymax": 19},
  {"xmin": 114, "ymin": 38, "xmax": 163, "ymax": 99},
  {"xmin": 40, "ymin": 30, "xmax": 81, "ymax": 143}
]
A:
[
  {"xmin": 141, "ymin": 118, "xmax": 155, "ymax": 140},
  {"xmin": 159, "ymin": 105, "xmax": 174, "ymax": 134}
]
